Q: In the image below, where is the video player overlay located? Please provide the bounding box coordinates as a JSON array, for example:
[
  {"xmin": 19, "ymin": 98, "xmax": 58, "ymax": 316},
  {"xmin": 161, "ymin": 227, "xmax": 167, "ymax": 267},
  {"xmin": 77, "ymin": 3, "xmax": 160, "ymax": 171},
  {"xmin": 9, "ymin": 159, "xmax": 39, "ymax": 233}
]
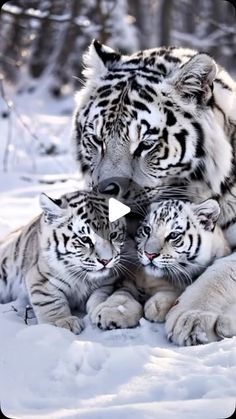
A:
[{"xmin": 89, "ymin": 175, "xmax": 190, "ymax": 240}]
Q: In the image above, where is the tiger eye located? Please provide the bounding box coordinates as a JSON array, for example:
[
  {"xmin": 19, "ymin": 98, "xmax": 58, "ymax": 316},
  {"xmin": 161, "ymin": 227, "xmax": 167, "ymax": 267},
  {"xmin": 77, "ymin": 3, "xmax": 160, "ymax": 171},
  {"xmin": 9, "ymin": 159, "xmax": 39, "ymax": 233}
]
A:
[
  {"xmin": 168, "ymin": 232, "xmax": 181, "ymax": 240},
  {"xmin": 80, "ymin": 236, "xmax": 93, "ymax": 247},
  {"xmin": 143, "ymin": 226, "xmax": 151, "ymax": 235},
  {"xmin": 110, "ymin": 232, "xmax": 117, "ymax": 240}
]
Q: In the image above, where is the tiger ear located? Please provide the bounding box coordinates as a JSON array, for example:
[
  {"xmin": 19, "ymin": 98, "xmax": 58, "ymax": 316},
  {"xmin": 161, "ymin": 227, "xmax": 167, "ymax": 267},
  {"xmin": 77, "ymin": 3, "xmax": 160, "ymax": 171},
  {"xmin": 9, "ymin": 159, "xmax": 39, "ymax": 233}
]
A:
[
  {"xmin": 83, "ymin": 39, "xmax": 121, "ymax": 77},
  {"xmin": 192, "ymin": 199, "xmax": 220, "ymax": 231},
  {"xmin": 173, "ymin": 53, "xmax": 217, "ymax": 103},
  {"xmin": 39, "ymin": 193, "xmax": 68, "ymax": 223}
]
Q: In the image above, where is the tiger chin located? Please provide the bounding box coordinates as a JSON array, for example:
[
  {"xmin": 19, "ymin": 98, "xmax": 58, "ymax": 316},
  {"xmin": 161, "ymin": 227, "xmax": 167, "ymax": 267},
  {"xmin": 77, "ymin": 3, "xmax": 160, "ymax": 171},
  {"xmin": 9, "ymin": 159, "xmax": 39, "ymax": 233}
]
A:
[
  {"xmin": 0, "ymin": 191, "xmax": 142, "ymax": 334},
  {"xmin": 135, "ymin": 198, "xmax": 231, "ymax": 325}
]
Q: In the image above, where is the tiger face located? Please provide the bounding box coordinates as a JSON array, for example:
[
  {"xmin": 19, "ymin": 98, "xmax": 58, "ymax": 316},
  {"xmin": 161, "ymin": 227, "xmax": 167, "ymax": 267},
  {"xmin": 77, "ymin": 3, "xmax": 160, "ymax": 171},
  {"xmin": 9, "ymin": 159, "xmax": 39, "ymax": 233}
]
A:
[
  {"xmin": 73, "ymin": 40, "xmax": 232, "ymax": 198},
  {"xmin": 136, "ymin": 199, "xmax": 221, "ymax": 289},
  {"xmin": 40, "ymin": 191, "xmax": 126, "ymax": 279}
]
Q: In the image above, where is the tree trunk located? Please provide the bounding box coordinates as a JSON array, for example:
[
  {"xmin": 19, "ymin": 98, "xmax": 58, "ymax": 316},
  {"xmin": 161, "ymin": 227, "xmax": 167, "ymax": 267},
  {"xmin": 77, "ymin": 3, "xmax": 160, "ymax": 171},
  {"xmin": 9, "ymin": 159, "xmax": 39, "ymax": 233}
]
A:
[
  {"xmin": 52, "ymin": 0, "xmax": 82, "ymax": 89},
  {"xmin": 29, "ymin": 0, "xmax": 64, "ymax": 78},
  {"xmin": 159, "ymin": 0, "xmax": 173, "ymax": 47},
  {"xmin": 1, "ymin": 1, "xmax": 28, "ymax": 82}
]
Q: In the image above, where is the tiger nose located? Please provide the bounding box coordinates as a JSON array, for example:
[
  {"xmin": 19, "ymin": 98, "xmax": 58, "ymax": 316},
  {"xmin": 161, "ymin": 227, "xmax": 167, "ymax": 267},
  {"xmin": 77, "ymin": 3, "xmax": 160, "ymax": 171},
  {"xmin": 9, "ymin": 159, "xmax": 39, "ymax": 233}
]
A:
[
  {"xmin": 98, "ymin": 178, "xmax": 130, "ymax": 196},
  {"xmin": 98, "ymin": 181, "xmax": 120, "ymax": 196},
  {"xmin": 145, "ymin": 251, "xmax": 159, "ymax": 261},
  {"xmin": 98, "ymin": 258, "xmax": 112, "ymax": 266}
]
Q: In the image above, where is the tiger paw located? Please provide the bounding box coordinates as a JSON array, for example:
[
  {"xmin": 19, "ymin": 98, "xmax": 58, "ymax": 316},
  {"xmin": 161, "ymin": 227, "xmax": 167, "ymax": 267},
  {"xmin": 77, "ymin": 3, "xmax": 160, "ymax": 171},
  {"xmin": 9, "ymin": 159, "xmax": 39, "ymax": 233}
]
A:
[
  {"xmin": 165, "ymin": 308, "xmax": 219, "ymax": 346},
  {"xmin": 144, "ymin": 292, "xmax": 178, "ymax": 323},
  {"xmin": 90, "ymin": 294, "xmax": 143, "ymax": 330},
  {"xmin": 215, "ymin": 314, "xmax": 236, "ymax": 338},
  {"xmin": 54, "ymin": 316, "xmax": 84, "ymax": 335}
]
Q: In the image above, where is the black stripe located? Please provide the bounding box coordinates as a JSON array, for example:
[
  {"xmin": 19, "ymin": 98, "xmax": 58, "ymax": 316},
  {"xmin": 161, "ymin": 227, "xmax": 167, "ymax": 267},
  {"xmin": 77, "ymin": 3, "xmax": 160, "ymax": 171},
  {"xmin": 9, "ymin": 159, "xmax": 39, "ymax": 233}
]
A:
[
  {"xmin": 36, "ymin": 265, "xmax": 49, "ymax": 284},
  {"xmin": 32, "ymin": 298, "xmax": 61, "ymax": 307},
  {"xmin": 53, "ymin": 230, "xmax": 60, "ymax": 260},
  {"xmin": 215, "ymin": 78, "xmax": 232, "ymax": 91},
  {"xmin": 14, "ymin": 234, "xmax": 21, "ymax": 260},
  {"xmin": 62, "ymin": 233, "xmax": 69, "ymax": 248},
  {"xmin": 133, "ymin": 141, "xmax": 154, "ymax": 158},
  {"xmin": 133, "ymin": 100, "xmax": 151, "ymax": 113},
  {"xmin": 1, "ymin": 257, "xmax": 8, "ymax": 284},
  {"xmin": 166, "ymin": 109, "xmax": 176, "ymax": 126},
  {"xmin": 56, "ymin": 276, "xmax": 72, "ymax": 289},
  {"xmin": 97, "ymin": 100, "xmax": 110, "ymax": 107},
  {"xmin": 188, "ymin": 234, "xmax": 201, "ymax": 260},
  {"xmin": 175, "ymin": 129, "xmax": 187, "ymax": 161},
  {"xmin": 221, "ymin": 215, "xmax": 236, "ymax": 230},
  {"xmin": 192, "ymin": 122, "xmax": 205, "ymax": 158},
  {"xmin": 188, "ymin": 234, "xmax": 193, "ymax": 251}
]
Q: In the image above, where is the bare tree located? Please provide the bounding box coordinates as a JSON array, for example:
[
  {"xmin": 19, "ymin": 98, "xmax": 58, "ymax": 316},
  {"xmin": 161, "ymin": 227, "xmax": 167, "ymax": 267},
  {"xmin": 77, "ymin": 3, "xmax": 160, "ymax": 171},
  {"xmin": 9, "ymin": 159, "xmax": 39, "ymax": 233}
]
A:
[
  {"xmin": 52, "ymin": 0, "xmax": 82, "ymax": 93},
  {"xmin": 1, "ymin": 0, "xmax": 236, "ymax": 93},
  {"xmin": 159, "ymin": 0, "xmax": 173, "ymax": 46},
  {"xmin": 29, "ymin": 0, "xmax": 65, "ymax": 78},
  {"xmin": 0, "ymin": 0, "xmax": 29, "ymax": 81}
]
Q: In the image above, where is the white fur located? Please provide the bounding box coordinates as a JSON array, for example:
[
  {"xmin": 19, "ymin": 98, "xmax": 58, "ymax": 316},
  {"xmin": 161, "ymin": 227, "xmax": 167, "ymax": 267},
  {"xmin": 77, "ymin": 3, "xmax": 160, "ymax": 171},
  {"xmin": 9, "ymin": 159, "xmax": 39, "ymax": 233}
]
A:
[
  {"xmin": 0, "ymin": 192, "xmax": 129, "ymax": 334},
  {"xmin": 73, "ymin": 42, "xmax": 236, "ymax": 343},
  {"xmin": 165, "ymin": 252, "xmax": 236, "ymax": 345},
  {"xmin": 87, "ymin": 283, "xmax": 143, "ymax": 330},
  {"xmin": 136, "ymin": 199, "xmax": 230, "ymax": 325}
]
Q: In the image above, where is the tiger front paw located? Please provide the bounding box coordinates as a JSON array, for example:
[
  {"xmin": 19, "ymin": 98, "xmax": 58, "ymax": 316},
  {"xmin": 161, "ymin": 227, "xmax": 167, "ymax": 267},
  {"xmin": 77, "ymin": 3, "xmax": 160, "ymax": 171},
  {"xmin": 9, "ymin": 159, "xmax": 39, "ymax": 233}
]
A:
[
  {"xmin": 215, "ymin": 314, "xmax": 236, "ymax": 338},
  {"xmin": 165, "ymin": 307, "xmax": 220, "ymax": 346},
  {"xmin": 144, "ymin": 292, "xmax": 177, "ymax": 323},
  {"xmin": 54, "ymin": 316, "xmax": 84, "ymax": 335},
  {"xmin": 90, "ymin": 293, "xmax": 143, "ymax": 330}
]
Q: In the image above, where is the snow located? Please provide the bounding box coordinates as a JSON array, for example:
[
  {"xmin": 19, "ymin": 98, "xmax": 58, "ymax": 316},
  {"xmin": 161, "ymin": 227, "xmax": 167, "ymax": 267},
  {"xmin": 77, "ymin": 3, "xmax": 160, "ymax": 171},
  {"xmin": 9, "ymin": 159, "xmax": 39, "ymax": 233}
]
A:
[
  {"xmin": 0, "ymin": 301, "xmax": 235, "ymax": 418},
  {"xmin": 0, "ymin": 83, "xmax": 236, "ymax": 419},
  {"xmin": 2, "ymin": 4, "xmax": 71, "ymax": 23}
]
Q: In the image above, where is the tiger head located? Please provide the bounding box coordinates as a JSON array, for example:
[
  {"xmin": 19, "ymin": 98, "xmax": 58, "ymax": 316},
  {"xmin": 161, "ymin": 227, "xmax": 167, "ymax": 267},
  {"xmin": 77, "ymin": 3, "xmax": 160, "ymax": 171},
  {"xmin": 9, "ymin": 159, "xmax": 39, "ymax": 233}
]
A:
[
  {"xmin": 135, "ymin": 198, "xmax": 226, "ymax": 288},
  {"xmin": 73, "ymin": 40, "xmax": 232, "ymax": 199},
  {"xmin": 39, "ymin": 191, "xmax": 126, "ymax": 280}
]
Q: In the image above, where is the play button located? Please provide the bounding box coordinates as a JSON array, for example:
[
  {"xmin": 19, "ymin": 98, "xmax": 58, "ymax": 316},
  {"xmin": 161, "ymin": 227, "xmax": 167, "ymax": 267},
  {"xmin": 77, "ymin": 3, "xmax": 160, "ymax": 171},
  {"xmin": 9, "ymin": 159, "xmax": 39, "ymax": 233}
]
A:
[{"xmin": 109, "ymin": 198, "xmax": 131, "ymax": 222}]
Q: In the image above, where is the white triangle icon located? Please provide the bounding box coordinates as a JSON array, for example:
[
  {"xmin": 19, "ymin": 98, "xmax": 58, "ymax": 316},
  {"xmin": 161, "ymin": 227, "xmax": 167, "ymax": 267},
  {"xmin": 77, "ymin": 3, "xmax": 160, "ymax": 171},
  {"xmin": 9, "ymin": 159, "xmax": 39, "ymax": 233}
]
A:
[{"xmin": 109, "ymin": 198, "xmax": 131, "ymax": 222}]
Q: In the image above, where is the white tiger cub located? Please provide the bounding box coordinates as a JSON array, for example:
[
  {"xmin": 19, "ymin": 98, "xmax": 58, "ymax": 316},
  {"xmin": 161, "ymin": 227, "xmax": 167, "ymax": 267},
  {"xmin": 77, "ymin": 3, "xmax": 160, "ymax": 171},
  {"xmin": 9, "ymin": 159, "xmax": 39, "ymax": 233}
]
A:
[
  {"xmin": 135, "ymin": 199, "xmax": 231, "ymax": 327},
  {"xmin": 0, "ymin": 191, "xmax": 142, "ymax": 334}
]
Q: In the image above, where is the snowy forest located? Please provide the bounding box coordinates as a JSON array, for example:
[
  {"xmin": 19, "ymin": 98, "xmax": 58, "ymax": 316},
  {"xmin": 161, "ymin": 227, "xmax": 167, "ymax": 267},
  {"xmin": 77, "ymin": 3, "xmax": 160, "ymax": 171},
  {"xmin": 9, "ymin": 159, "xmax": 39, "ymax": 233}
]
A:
[
  {"xmin": 1, "ymin": 0, "xmax": 236, "ymax": 90},
  {"xmin": 0, "ymin": 0, "xmax": 236, "ymax": 173}
]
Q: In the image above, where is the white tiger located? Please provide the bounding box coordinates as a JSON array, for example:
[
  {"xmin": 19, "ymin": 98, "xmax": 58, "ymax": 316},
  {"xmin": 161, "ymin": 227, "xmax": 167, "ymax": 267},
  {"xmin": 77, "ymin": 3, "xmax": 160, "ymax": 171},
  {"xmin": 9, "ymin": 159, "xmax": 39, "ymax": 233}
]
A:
[
  {"xmin": 135, "ymin": 199, "xmax": 230, "ymax": 343},
  {"xmin": 72, "ymin": 40, "xmax": 236, "ymax": 345},
  {"xmin": 0, "ymin": 191, "xmax": 142, "ymax": 334}
]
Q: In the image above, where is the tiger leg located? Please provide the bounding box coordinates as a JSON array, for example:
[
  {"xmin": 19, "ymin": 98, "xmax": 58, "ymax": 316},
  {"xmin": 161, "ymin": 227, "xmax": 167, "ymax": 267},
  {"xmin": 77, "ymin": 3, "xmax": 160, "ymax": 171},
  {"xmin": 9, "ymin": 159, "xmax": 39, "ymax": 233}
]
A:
[
  {"xmin": 215, "ymin": 305, "xmax": 236, "ymax": 338},
  {"xmin": 86, "ymin": 284, "xmax": 114, "ymax": 328},
  {"xmin": 87, "ymin": 279, "xmax": 143, "ymax": 330},
  {"xmin": 165, "ymin": 253, "xmax": 236, "ymax": 346},
  {"xmin": 144, "ymin": 289, "xmax": 181, "ymax": 323},
  {"xmin": 25, "ymin": 266, "xmax": 84, "ymax": 334}
]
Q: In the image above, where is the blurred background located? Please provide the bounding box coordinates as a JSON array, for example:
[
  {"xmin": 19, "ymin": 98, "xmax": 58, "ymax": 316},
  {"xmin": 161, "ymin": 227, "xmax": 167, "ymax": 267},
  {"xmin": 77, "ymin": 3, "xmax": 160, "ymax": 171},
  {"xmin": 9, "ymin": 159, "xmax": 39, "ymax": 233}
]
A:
[{"xmin": 0, "ymin": 0, "xmax": 235, "ymax": 176}]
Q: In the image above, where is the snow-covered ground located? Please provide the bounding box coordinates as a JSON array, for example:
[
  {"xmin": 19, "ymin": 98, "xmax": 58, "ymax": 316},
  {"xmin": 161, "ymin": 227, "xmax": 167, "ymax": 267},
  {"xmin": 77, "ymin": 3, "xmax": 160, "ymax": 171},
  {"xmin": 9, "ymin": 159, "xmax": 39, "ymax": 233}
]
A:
[{"xmin": 0, "ymin": 83, "xmax": 236, "ymax": 419}]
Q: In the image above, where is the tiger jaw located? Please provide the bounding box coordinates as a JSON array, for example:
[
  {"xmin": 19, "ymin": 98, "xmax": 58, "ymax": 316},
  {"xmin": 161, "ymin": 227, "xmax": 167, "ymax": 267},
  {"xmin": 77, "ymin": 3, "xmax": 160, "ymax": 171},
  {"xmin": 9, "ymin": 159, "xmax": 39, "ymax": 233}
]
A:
[
  {"xmin": 141, "ymin": 252, "xmax": 174, "ymax": 278},
  {"xmin": 87, "ymin": 267, "xmax": 112, "ymax": 279},
  {"xmin": 144, "ymin": 263, "xmax": 164, "ymax": 278}
]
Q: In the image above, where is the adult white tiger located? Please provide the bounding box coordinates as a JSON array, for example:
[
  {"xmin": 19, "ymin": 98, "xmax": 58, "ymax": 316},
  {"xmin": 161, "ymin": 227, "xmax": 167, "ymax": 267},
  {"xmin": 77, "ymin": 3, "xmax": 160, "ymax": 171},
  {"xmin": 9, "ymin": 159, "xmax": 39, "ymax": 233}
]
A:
[{"xmin": 73, "ymin": 40, "xmax": 236, "ymax": 345}]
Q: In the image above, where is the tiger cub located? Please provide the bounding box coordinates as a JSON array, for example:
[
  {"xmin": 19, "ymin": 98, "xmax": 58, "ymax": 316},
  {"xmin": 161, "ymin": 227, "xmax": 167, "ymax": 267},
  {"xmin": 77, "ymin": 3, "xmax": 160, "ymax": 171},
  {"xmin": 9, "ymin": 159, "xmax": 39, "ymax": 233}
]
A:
[
  {"xmin": 0, "ymin": 191, "xmax": 128, "ymax": 334},
  {"xmin": 135, "ymin": 199, "xmax": 231, "ymax": 323}
]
